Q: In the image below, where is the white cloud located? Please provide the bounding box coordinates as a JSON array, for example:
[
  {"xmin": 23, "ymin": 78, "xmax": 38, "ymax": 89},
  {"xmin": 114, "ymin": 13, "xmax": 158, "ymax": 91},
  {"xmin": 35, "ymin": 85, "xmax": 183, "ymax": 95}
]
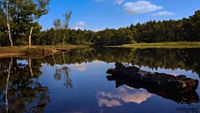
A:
[
  {"xmin": 152, "ymin": 11, "xmax": 175, "ymax": 16},
  {"xmin": 123, "ymin": 1, "xmax": 163, "ymax": 15},
  {"xmin": 74, "ymin": 21, "xmax": 87, "ymax": 30},
  {"xmin": 115, "ymin": 0, "xmax": 124, "ymax": 5}
]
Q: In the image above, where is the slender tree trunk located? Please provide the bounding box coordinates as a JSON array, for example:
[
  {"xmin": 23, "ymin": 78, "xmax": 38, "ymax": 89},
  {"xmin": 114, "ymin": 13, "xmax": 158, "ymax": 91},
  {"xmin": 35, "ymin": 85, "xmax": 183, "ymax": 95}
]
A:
[
  {"xmin": 6, "ymin": 0, "xmax": 13, "ymax": 47},
  {"xmin": 5, "ymin": 57, "xmax": 13, "ymax": 113},
  {"xmin": 28, "ymin": 57, "xmax": 33, "ymax": 76},
  {"xmin": 65, "ymin": 68, "xmax": 73, "ymax": 89},
  {"xmin": 28, "ymin": 27, "xmax": 33, "ymax": 48}
]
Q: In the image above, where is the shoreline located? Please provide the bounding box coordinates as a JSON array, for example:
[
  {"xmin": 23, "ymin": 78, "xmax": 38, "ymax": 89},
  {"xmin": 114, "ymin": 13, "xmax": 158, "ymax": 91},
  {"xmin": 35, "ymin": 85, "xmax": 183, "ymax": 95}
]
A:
[
  {"xmin": 106, "ymin": 42, "xmax": 200, "ymax": 49},
  {"xmin": 0, "ymin": 45, "xmax": 88, "ymax": 58},
  {"xmin": 1, "ymin": 42, "xmax": 200, "ymax": 58}
]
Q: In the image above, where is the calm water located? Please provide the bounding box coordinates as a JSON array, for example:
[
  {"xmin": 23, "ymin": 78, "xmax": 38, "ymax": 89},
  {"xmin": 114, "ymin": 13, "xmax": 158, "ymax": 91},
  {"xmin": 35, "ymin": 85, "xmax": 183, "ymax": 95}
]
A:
[{"xmin": 1, "ymin": 48, "xmax": 200, "ymax": 113}]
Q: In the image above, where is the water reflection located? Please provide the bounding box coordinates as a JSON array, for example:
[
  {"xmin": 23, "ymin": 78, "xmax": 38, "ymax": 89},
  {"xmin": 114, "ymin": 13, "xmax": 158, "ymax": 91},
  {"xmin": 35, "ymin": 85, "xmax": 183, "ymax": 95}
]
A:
[
  {"xmin": 0, "ymin": 58, "xmax": 50, "ymax": 113},
  {"xmin": 74, "ymin": 63, "xmax": 88, "ymax": 72},
  {"xmin": 97, "ymin": 87, "xmax": 152, "ymax": 107},
  {"xmin": 5, "ymin": 57, "xmax": 12, "ymax": 113},
  {"xmin": 0, "ymin": 48, "xmax": 200, "ymax": 113},
  {"xmin": 176, "ymin": 106, "xmax": 200, "ymax": 113},
  {"xmin": 54, "ymin": 65, "xmax": 72, "ymax": 88},
  {"xmin": 106, "ymin": 62, "xmax": 199, "ymax": 104},
  {"xmin": 35, "ymin": 48, "xmax": 200, "ymax": 76},
  {"xmin": 107, "ymin": 72, "xmax": 199, "ymax": 104}
]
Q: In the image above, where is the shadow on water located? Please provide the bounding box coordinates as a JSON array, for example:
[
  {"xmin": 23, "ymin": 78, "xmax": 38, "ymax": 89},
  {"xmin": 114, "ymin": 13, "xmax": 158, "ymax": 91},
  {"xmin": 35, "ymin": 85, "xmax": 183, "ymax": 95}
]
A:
[
  {"xmin": 106, "ymin": 62, "xmax": 199, "ymax": 104},
  {"xmin": 0, "ymin": 47, "xmax": 200, "ymax": 113}
]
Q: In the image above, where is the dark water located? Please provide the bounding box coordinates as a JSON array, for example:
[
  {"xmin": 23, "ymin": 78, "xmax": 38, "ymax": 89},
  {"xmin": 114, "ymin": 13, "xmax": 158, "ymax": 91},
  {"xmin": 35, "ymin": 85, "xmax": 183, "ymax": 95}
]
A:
[{"xmin": 1, "ymin": 48, "xmax": 200, "ymax": 113}]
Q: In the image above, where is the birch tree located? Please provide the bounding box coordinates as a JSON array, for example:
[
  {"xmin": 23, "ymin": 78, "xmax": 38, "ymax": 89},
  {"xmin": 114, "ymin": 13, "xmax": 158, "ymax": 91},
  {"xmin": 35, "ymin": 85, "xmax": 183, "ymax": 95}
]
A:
[
  {"xmin": 63, "ymin": 11, "xmax": 72, "ymax": 47},
  {"xmin": 2, "ymin": 0, "xmax": 49, "ymax": 46},
  {"xmin": 52, "ymin": 19, "xmax": 61, "ymax": 46},
  {"xmin": 6, "ymin": 0, "xmax": 13, "ymax": 47}
]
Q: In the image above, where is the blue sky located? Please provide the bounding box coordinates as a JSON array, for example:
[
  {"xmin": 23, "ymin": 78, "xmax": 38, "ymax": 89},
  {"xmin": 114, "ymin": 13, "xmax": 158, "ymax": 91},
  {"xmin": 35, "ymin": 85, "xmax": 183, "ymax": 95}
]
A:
[{"xmin": 39, "ymin": 0, "xmax": 200, "ymax": 31}]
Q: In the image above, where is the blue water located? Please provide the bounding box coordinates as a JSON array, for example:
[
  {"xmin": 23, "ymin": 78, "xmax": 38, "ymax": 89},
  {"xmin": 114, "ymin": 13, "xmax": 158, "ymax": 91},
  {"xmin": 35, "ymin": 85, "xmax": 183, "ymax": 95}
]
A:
[{"xmin": 1, "ymin": 48, "xmax": 200, "ymax": 113}]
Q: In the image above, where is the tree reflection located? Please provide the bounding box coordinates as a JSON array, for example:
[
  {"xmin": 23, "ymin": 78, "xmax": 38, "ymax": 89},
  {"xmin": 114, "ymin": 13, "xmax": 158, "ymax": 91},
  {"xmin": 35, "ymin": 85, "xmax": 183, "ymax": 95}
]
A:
[
  {"xmin": 0, "ymin": 58, "xmax": 50, "ymax": 113},
  {"xmin": 0, "ymin": 48, "xmax": 200, "ymax": 112},
  {"xmin": 55, "ymin": 66, "xmax": 73, "ymax": 89},
  {"xmin": 33, "ymin": 48, "xmax": 200, "ymax": 77},
  {"xmin": 10, "ymin": 47, "xmax": 199, "ymax": 78},
  {"xmin": 5, "ymin": 57, "xmax": 12, "ymax": 113},
  {"xmin": 53, "ymin": 52, "xmax": 73, "ymax": 89},
  {"xmin": 28, "ymin": 57, "xmax": 33, "ymax": 77}
]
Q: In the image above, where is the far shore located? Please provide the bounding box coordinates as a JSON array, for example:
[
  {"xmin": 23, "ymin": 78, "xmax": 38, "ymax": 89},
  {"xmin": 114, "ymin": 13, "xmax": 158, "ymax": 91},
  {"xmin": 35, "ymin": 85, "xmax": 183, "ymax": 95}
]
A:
[
  {"xmin": 106, "ymin": 42, "xmax": 200, "ymax": 49},
  {"xmin": 1, "ymin": 42, "xmax": 200, "ymax": 58}
]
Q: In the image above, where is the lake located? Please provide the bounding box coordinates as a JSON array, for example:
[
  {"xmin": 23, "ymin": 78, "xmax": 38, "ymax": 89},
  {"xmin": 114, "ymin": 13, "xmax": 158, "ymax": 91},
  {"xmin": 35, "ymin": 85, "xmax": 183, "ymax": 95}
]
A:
[{"xmin": 0, "ymin": 48, "xmax": 200, "ymax": 113}]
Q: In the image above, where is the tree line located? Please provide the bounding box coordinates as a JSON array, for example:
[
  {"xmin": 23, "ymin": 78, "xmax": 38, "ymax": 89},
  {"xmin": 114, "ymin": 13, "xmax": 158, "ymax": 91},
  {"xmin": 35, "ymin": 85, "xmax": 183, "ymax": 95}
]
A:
[
  {"xmin": 0, "ymin": 0, "xmax": 200, "ymax": 46},
  {"xmin": 25, "ymin": 10, "xmax": 200, "ymax": 46},
  {"xmin": 92, "ymin": 10, "xmax": 200, "ymax": 45}
]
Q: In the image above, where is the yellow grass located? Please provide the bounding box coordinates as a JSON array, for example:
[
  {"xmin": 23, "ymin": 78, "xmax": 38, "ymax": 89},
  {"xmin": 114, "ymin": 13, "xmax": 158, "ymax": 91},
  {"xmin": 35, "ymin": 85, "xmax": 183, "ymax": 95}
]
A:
[
  {"xmin": 107, "ymin": 42, "xmax": 200, "ymax": 48},
  {"xmin": 0, "ymin": 45, "xmax": 88, "ymax": 58}
]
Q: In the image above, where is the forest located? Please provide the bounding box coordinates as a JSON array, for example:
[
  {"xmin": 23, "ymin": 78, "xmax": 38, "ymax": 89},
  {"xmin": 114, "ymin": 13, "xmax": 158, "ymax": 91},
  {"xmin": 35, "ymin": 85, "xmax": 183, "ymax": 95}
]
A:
[{"xmin": 0, "ymin": 1, "xmax": 200, "ymax": 46}]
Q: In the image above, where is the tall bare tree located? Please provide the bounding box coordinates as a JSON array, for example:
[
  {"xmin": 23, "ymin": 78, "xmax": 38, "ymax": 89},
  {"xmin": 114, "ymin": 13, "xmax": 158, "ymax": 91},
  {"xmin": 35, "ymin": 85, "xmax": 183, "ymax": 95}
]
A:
[
  {"xmin": 6, "ymin": 0, "xmax": 13, "ymax": 47},
  {"xmin": 63, "ymin": 11, "xmax": 72, "ymax": 48},
  {"xmin": 52, "ymin": 19, "xmax": 61, "ymax": 46}
]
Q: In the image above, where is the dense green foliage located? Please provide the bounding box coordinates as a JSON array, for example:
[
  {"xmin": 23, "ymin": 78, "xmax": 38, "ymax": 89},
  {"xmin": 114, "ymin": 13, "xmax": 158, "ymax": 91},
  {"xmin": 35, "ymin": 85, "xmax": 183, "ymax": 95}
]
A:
[
  {"xmin": 0, "ymin": 0, "xmax": 200, "ymax": 47},
  {"xmin": 36, "ymin": 29, "xmax": 95, "ymax": 45},
  {"xmin": 34, "ymin": 10, "xmax": 200, "ymax": 46},
  {"xmin": 0, "ymin": 0, "xmax": 49, "ymax": 46}
]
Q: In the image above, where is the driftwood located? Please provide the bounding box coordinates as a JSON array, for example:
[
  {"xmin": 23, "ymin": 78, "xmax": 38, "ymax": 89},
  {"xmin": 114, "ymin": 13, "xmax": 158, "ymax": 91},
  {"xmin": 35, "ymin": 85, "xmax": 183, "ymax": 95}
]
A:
[{"xmin": 106, "ymin": 62, "xmax": 199, "ymax": 104}]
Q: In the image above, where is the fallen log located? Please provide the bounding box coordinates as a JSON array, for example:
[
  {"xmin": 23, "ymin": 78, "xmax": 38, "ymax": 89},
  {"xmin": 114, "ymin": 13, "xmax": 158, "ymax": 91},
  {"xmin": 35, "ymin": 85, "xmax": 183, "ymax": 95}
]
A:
[{"xmin": 106, "ymin": 62, "xmax": 199, "ymax": 104}]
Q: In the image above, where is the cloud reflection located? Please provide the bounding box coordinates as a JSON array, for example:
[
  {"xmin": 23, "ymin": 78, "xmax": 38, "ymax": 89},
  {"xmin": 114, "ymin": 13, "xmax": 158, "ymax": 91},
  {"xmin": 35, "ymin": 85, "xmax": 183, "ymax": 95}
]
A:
[
  {"xmin": 97, "ymin": 87, "xmax": 152, "ymax": 107},
  {"xmin": 74, "ymin": 64, "xmax": 87, "ymax": 72}
]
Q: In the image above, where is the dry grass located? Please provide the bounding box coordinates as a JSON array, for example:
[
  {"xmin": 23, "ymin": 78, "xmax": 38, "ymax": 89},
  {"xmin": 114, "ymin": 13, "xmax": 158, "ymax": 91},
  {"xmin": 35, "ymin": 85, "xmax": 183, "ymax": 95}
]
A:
[
  {"xmin": 107, "ymin": 42, "xmax": 200, "ymax": 49},
  {"xmin": 0, "ymin": 45, "xmax": 88, "ymax": 58}
]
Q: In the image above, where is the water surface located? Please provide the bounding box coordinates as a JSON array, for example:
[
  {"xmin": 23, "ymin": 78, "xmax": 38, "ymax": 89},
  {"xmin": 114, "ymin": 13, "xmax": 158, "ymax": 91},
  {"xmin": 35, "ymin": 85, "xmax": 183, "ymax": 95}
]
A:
[{"xmin": 1, "ymin": 48, "xmax": 200, "ymax": 113}]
